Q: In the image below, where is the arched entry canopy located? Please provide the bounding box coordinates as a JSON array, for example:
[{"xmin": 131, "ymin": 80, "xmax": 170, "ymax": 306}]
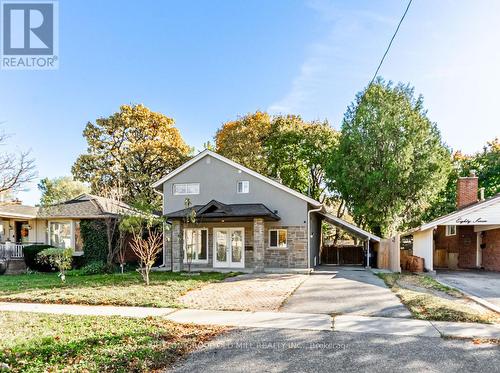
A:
[{"xmin": 313, "ymin": 211, "xmax": 380, "ymax": 268}]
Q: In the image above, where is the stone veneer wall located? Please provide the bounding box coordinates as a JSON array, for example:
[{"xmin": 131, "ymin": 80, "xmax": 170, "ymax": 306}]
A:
[
  {"xmin": 166, "ymin": 221, "xmax": 308, "ymax": 271},
  {"xmin": 169, "ymin": 221, "xmax": 254, "ymax": 271},
  {"xmin": 264, "ymin": 225, "xmax": 307, "ymax": 269}
]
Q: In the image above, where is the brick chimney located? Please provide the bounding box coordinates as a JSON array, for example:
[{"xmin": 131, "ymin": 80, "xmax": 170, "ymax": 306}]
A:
[{"xmin": 456, "ymin": 170, "xmax": 478, "ymax": 208}]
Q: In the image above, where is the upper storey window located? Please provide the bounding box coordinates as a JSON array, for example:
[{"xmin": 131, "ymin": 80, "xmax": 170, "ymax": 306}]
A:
[
  {"xmin": 173, "ymin": 183, "xmax": 200, "ymax": 195},
  {"xmin": 237, "ymin": 180, "xmax": 249, "ymax": 194}
]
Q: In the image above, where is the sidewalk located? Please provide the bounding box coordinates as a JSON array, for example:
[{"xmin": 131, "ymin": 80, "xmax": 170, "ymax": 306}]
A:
[{"xmin": 1, "ymin": 302, "xmax": 500, "ymax": 339}]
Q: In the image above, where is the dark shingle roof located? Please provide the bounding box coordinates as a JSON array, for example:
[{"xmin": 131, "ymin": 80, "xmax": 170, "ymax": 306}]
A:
[
  {"xmin": 37, "ymin": 194, "xmax": 138, "ymax": 219},
  {"xmin": 165, "ymin": 200, "xmax": 280, "ymax": 221}
]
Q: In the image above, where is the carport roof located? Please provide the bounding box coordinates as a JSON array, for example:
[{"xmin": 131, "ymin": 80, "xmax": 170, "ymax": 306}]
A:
[{"xmin": 317, "ymin": 211, "xmax": 380, "ymax": 242}]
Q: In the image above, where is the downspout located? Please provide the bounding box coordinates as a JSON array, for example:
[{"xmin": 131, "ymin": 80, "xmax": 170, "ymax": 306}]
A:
[{"xmin": 307, "ymin": 204, "xmax": 323, "ymax": 270}]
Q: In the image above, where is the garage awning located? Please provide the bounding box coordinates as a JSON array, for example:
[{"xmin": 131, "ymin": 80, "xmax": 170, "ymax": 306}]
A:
[{"xmin": 317, "ymin": 211, "xmax": 380, "ymax": 242}]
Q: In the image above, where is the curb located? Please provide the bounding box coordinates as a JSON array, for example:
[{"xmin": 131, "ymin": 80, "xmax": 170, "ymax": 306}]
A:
[{"xmin": 434, "ymin": 278, "xmax": 500, "ymax": 314}]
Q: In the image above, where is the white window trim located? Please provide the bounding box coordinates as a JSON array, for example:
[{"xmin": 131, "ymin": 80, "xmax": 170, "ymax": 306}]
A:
[
  {"xmin": 48, "ymin": 220, "xmax": 75, "ymax": 249},
  {"xmin": 173, "ymin": 183, "xmax": 200, "ymax": 195},
  {"xmin": 445, "ymin": 225, "xmax": 457, "ymax": 237},
  {"xmin": 237, "ymin": 180, "xmax": 249, "ymax": 194},
  {"xmin": 183, "ymin": 228, "xmax": 209, "ymax": 264},
  {"xmin": 268, "ymin": 228, "xmax": 288, "ymax": 249}
]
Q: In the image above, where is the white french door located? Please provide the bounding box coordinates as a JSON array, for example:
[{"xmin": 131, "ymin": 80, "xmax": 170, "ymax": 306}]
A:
[{"xmin": 213, "ymin": 228, "xmax": 245, "ymax": 268}]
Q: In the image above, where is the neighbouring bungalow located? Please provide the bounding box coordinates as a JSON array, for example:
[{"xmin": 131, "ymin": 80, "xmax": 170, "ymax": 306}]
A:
[
  {"xmin": 0, "ymin": 194, "xmax": 137, "ymax": 263},
  {"xmin": 152, "ymin": 149, "xmax": 380, "ymax": 273},
  {"xmin": 402, "ymin": 172, "xmax": 500, "ymax": 272}
]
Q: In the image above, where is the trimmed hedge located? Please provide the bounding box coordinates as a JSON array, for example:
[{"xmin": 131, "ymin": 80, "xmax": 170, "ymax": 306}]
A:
[
  {"xmin": 80, "ymin": 220, "xmax": 108, "ymax": 264},
  {"xmin": 23, "ymin": 245, "xmax": 55, "ymax": 272}
]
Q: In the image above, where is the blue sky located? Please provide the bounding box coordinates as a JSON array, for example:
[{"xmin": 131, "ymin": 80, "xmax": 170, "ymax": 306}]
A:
[{"xmin": 1, "ymin": 0, "xmax": 499, "ymax": 205}]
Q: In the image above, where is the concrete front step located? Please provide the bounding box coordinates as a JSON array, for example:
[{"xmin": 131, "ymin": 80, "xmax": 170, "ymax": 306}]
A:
[{"xmin": 5, "ymin": 259, "xmax": 26, "ymax": 275}]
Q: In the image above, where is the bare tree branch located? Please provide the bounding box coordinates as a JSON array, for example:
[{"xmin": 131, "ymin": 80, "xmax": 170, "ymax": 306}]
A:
[{"xmin": 0, "ymin": 130, "xmax": 36, "ymax": 193}]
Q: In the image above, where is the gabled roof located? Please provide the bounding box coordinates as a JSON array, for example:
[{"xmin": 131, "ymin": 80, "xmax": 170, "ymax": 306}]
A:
[
  {"xmin": 165, "ymin": 200, "xmax": 281, "ymax": 221},
  {"xmin": 152, "ymin": 149, "xmax": 322, "ymax": 207},
  {"xmin": 405, "ymin": 192, "xmax": 500, "ymax": 234},
  {"xmin": 318, "ymin": 211, "xmax": 380, "ymax": 242}
]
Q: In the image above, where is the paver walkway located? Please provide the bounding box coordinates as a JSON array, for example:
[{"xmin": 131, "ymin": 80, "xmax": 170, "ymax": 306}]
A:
[
  {"xmin": 281, "ymin": 267, "xmax": 411, "ymax": 318},
  {"xmin": 2, "ymin": 301, "xmax": 500, "ymax": 339},
  {"xmin": 180, "ymin": 273, "xmax": 307, "ymax": 311}
]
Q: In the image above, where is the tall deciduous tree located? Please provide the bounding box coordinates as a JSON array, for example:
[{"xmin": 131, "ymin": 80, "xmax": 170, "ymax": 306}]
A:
[
  {"xmin": 425, "ymin": 138, "xmax": 500, "ymax": 220},
  {"xmin": 215, "ymin": 111, "xmax": 272, "ymax": 175},
  {"xmin": 38, "ymin": 176, "xmax": 89, "ymax": 205},
  {"xmin": 266, "ymin": 115, "xmax": 338, "ymax": 202},
  {"xmin": 72, "ymin": 104, "xmax": 192, "ymax": 205},
  {"xmin": 327, "ymin": 79, "xmax": 451, "ymax": 237}
]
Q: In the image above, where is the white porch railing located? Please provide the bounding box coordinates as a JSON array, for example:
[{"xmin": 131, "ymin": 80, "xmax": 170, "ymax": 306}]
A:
[{"xmin": 0, "ymin": 243, "xmax": 25, "ymax": 258}]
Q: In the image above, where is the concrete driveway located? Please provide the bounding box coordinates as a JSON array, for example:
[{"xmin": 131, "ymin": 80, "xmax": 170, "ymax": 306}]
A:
[
  {"xmin": 436, "ymin": 270, "xmax": 500, "ymax": 308},
  {"xmin": 280, "ymin": 267, "xmax": 411, "ymax": 318},
  {"xmin": 171, "ymin": 328, "xmax": 500, "ymax": 373}
]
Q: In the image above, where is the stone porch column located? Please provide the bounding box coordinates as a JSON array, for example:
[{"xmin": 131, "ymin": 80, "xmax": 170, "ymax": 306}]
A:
[
  {"xmin": 253, "ymin": 218, "xmax": 265, "ymax": 272},
  {"xmin": 171, "ymin": 220, "xmax": 184, "ymax": 272}
]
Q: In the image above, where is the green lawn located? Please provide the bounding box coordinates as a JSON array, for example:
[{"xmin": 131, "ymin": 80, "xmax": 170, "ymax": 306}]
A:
[
  {"xmin": 0, "ymin": 311, "xmax": 224, "ymax": 372},
  {"xmin": 0, "ymin": 271, "xmax": 236, "ymax": 308}
]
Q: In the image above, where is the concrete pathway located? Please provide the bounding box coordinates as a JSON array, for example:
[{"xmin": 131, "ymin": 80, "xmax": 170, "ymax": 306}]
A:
[
  {"xmin": 435, "ymin": 270, "xmax": 500, "ymax": 312},
  {"xmin": 171, "ymin": 328, "xmax": 500, "ymax": 373},
  {"xmin": 281, "ymin": 267, "xmax": 411, "ymax": 318},
  {"xmin": 2, "ymin": 301, "xmax": 500, "ymax": 339}
]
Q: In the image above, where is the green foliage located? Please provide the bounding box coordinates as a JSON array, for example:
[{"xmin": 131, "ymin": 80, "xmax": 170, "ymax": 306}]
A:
[
  {"xmin": 119, "ymin": 197, "xmax": 166, "ymax": 235},
  {"xmin": 22, "ymin": 244, "xmax": 55, "ymax": 272},
  {"xmin": 36, "ymin": 247, "xmax": 73, "ymax": 282},
  {"xmin": 214, "ymin": 111, "xmax": 339, "ymax": 203},
  {"xmin": 80, "ymin": 220, "xmax": 108, "ymax": 264},
  {"xmin": 425, "ymin": 138, "xmax": 500, "ymax": 221},
  {"xmin": 0, "ymin": 271, "xmax": 234, "ymax": 307},
  {"xmin": 80, "ymin": 260, "xmax": 108, "ymax": 275},
  {"xmin": 72, "ymin": 104, "xmax": 192, "ymax": 205},
  {"xmin": 265, "ymin": 115, "xmax": 338, "ymax": 201},
  {"xmin": 0, "ymin": 312, "xmax": 222, "ymax": 372},
  {"xmin": 38, "ymin": 176, "xmax": 89, "ymax": 205},
  {"xmin": 327, "ymin": 79, "xmax": 452, "ymax": 236},
  {"xmin": 215, "ymin": 111, "xmax": 272, "ymax": 175}
]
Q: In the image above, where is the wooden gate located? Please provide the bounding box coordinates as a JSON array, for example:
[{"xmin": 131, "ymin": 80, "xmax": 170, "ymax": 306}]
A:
[{"xmin": 321, "ymin": 245, "xmax": 364, "ymax": 265}]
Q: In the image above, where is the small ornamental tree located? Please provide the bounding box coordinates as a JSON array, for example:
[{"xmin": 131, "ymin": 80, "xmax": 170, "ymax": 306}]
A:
[
  {"xmin": 37, "ymin": 248, "xmax": 73, "ymax": 282},
  {"xmin": 120, "ymin": 201, "xmax": 164, "ymax": 285}
]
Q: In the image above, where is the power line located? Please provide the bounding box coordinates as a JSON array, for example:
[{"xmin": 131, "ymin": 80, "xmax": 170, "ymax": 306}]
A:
[{"xmin": 369, "ymin": 0, "xmax": 413, "ymax": 87}]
